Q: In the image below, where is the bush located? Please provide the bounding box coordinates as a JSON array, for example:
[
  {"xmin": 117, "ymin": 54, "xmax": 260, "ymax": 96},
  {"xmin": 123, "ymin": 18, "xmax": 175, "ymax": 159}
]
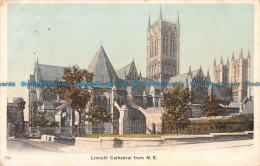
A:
[
  {"xmin": 187, "ymin": 115, "xmax": 253, "ymax": 135},
  {"xmin": 163, "ymin": 115, "xmax": 253, "ymax": 135}
]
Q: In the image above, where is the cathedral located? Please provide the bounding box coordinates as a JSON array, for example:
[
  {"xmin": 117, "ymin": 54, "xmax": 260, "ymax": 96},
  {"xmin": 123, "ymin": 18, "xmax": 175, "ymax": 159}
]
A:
[{"xmin": 28, "ymin": 8, "xmax": 253, "ymax": 135}]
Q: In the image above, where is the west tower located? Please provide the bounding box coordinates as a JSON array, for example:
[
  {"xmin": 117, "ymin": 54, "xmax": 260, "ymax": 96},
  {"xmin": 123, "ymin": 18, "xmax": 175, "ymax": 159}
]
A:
[
  {"xmin": 146, "ymin": 8, "xmax": 180, "ymax": 83},
  {"xmin": 231, "ymin": 49, "xmax": 251, "ymax": 102},
  {"xmin": 213, "ymin": 55, "xmax": 230, "ymax": 83}
]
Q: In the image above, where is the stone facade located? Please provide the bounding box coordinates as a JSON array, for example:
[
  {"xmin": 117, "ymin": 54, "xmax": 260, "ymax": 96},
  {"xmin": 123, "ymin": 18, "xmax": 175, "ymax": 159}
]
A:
[
  {"xmin": 213, "ymin": 56, "xmax": 230, "ymax": 83},
  {"xmin": 146, "ymin": 11, "xmax": 180, "ymax": 83},
  {"xmin": 213, "ymin": 50, "xmax": 251, "ymax": 103},
  {"xmin": 27, "ymin": 8, "xmax": 253, "ymax": 136},
  {"xmin": 231, "ymin": 50, "xmax": 251, "ymax": 102},
  {"xmin": 7, "ymin": 98, "xmax": 26, "ymax": 138}
]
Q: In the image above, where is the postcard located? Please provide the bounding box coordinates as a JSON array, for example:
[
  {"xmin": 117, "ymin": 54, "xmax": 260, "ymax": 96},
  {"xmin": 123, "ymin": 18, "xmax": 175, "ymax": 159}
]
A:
[{"xmin": 0, "ymin": 0, "xmax": 259, "ymax": 166}]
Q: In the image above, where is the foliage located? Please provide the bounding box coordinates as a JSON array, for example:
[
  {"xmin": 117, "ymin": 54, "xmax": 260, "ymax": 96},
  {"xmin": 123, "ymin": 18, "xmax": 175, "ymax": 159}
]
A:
[
  {"xmin": 36, "ymin": 111, "xmax": 60, "ymax": 127},
  {"xmin": 36, "ymin": 112, "xmax": 48, "ymax": 127},
  {"xmin": 84, "ymin": 105, "xmax": 112, "ymax": 124},
  {"xmin": 53, "ymin": 65, "xmax": 94, "ymax": 136},
  {"xmin": 202, "ymin": 95, "xmax": 222, "ymax": 117},
  {"xmin": 161, "ymin": 86, "xmax": 194, "ymax": 135},
  {"xmin": 48, "ymin": 121, "xmax": 60, "ymax": 127},
  {"xmin": 186, "ymin": 115, "xmax": 253, "ymax": 134}
]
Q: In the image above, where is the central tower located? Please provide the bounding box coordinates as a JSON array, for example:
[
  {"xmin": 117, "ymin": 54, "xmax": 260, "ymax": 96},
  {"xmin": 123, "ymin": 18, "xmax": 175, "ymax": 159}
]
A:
[{"xmin": 146, "ymin": 8, "xmax": 180, "ymax": 83}]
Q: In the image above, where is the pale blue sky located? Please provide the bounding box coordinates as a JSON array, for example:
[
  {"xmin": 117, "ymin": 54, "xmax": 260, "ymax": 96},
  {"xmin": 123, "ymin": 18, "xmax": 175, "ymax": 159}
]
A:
[{"xmin": 7, "ymin": 4, "xmax": 254, "ymax": 119}]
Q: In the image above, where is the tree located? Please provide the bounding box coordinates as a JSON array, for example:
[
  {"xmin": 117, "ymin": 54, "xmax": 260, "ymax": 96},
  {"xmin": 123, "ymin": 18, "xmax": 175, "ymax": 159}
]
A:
[
  {"xmin": 202, "ymin": 95, "xmax": 222, "ymax": 117},
  {"xmin": 161, "ymin": 86, "xmax": 194, "ymax": 135},
  {"xmin": 84, "ymin": 105, "xmax": 112, "ymax": 124},
  {"xmin": 53, "ymin": 65, "xmax": 94, "ymax": 136},
  {"xmin": 36, "ymin": 112, "xmax": 48, "ymax": 127},
  {"xmin": 36, "ymin": 111, "xmax": 60, "ymax": 127}
]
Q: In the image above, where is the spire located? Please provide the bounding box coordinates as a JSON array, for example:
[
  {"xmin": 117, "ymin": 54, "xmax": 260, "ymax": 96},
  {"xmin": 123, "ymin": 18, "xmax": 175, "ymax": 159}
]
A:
[
  {"xmin": 37, "ymin": 58, "xmax": 39, "ymax": 64},
  {"xmin": 227, "ymin": 57, "xmax": 229, "ymax": 64},
  {"xmin": 220, "ymin": 55, "xmax": 223, "ymax": 64},
  {"xmin": 177, "ymin": 10, "xmax": 179, "ymax": 25},
  {"xmin": 214, "ymin": 57, "xmax": 216, "ymax": 66},
  {"xmin": 148, "ymin": 14, "xmax": 151, "ymax": 28},
  {"xmin": 139, "ymin": 70, "xmax": 142, "ymax": 78},
  {"xmin": 159, "ymin": 5, "xmax": 162, "ymax": 20},
  {"xmin": 206, "ymin": 68, "xmax": 210, "ymax": 77},
  {"xmin": 240, "ymin": 48, "xmax": 243, "ymax": 58},
  {"xmin": 248, "ymin": 50, "xmax": 251, "ymax": 59},
  {"xmin": 188, "ymin": 65, "xmax": 192, "ymax": 75},
  {"xmin": 232, "ymin": 50, "xmax": 235, "ymax": 60}
]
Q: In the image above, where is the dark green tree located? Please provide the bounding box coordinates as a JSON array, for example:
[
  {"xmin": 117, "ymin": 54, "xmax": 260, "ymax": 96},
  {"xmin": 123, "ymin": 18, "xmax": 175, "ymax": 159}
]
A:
[
  {"xmin": 36, "ymin": 112, "xmax": 48, "ymax": 127},
  {"xmin": 162, "ymin": 86, "xmax": 194, "ymax": 135},
  {"xmin": 202, "ymin": 95, "xmax": 222, "ymax": 117},
  {"xmin": 84, "ymin": 105, "xmax": 112, "ymax": 124}
]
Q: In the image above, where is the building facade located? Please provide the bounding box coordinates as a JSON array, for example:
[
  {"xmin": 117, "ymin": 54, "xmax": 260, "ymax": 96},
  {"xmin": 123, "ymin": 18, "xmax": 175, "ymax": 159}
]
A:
[
  {"xmin": 231, "ymin": 50, "xmax": 251, "ymax": 102},
  {"xmin": 146, "ymin": 10, "xmax": 180, "ymax": 83},
  {"xmin": 213, "ymin": 56, "xmax": 230, "ymax": 83},
  {"xmin": 27, "ymin": 8, "xmax": 252, "ymax": 135}
]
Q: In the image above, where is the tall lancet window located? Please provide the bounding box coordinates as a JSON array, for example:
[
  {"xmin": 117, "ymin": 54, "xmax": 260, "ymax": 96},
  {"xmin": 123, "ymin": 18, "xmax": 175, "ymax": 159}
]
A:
[
  {"xmin": 165, "ymin": 35, "xmax": 168, "ymax": 55},
  {"xmin": 155, "ymin": 37, "xmax": 158, "ymax": 55},
  {"xmin": 170, "ymin": 37, "xmax": 173, "ymax": 56},
  {"xmin": 163, "ymin": 35, "xmax": 166, "ymax": 54},
  {"xmin": 154, "ymin": 39, "xmax": 156, "ymax": 56},
  {"xmin": 151, "ymin": 39, "xmax": 153, "ymax": 57}
]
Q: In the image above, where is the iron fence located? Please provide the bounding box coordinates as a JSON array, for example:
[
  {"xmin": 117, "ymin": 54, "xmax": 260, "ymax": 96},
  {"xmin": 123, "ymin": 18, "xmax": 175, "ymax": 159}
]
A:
[{"xmin": 29, "ymin": 119, "xmax": 253, "ymax": 137}]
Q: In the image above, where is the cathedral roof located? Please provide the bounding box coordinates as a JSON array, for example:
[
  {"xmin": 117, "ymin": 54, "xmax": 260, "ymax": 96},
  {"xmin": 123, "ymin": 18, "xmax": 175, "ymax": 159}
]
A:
[
  {"xmin": 140, "ymin": 77, "xmax": 154, "ymax": 83},
  {"xmin": 208, "ymin": 85, "xmax": 233, "ymax": 99},
  {"xmin": 168, "ymin": 69, "xmax": 200, "ymax": 84},
  {"xmin": 116, "ymin": 61, "xmax": 135, "ymax": 79},
  {"xmin": 36, "ymin": 64, "xmax": 65, "ymax": 81},
  {"xmin": 87, "ymin": 46, "xmax": 118, "ymax": 83},
  {"xmin": 241, "ymin": 101, "xmax": 254, "ymax": 115}
]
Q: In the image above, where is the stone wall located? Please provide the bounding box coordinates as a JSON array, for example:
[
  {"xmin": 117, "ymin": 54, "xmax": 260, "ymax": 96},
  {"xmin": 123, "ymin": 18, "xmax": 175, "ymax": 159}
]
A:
[{"xmin": 7, "ymin": 97, "xmax": 26, "ymax": 138}]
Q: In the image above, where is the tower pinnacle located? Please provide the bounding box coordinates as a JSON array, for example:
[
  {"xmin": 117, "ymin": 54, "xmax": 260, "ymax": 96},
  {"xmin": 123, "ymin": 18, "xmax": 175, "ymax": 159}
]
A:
[
  {"xmin": 159, "ymin": 5, "xmax": 162, "ymax": 20},
  {"xmin": 177, "ymin": 10, "xmax": 179, "ymax": 25},
  {"xmin": 148, "ymin": 14, "xmax": 151, "ymax": 28},
  {"xmin": 188, "ymin": 64, "xmax": 192, "ymax": 75},
  {"xmin": 240, "ymin": 48, "xmax": 243, "ymax": 58}
]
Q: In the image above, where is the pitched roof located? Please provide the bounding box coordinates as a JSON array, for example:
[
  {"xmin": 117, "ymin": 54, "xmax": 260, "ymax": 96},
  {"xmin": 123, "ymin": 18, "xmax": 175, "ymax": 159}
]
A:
[
  {"xmin": 37, "ymin": 64, "xmax": 65, "ymax": 81},
  {"xmin": 168, "ymin": 69, "xmax": 200, "ymax": 84},
  {"xmin": 140, "ymin": 77, "xmax": 154, "ymax": 83},
  {"xmin": 208, "ymin": 85, "xmax": 232, "ymax": 98},
  {"xmin": 116, "ymin": 61, "xmax": 133, "ymax": 79},
  {"xmin": 241, "ymin": 101, "xmax": 254, "ymax": 115},
  {"xmin": 87, "ymin": 46, "xmax": 118, "ymax": 83},
  {"xmin": 229, "ymin": 102, "xmax": 240, "ymax": 108}
]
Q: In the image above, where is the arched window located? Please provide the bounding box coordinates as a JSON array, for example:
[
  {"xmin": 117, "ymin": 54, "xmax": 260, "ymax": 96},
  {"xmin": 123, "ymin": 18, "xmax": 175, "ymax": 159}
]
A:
[
  {"xmin": 150, "ymin": 39, "xmax": 153, "ymax": 57},
  {"xmin": 163, "ymin": 36, "xmax": 166, "ymax": 54},
  {"xmin": 170, "ymin": 37, "xmax": 173, "ymax": 56},
  {"xmin": 155, "ymin": 37, "xmax": 158, "ymax": 56},
  {"xmin": 165, "ymin": 35, "xmax": 168, "ymax": 55}
]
